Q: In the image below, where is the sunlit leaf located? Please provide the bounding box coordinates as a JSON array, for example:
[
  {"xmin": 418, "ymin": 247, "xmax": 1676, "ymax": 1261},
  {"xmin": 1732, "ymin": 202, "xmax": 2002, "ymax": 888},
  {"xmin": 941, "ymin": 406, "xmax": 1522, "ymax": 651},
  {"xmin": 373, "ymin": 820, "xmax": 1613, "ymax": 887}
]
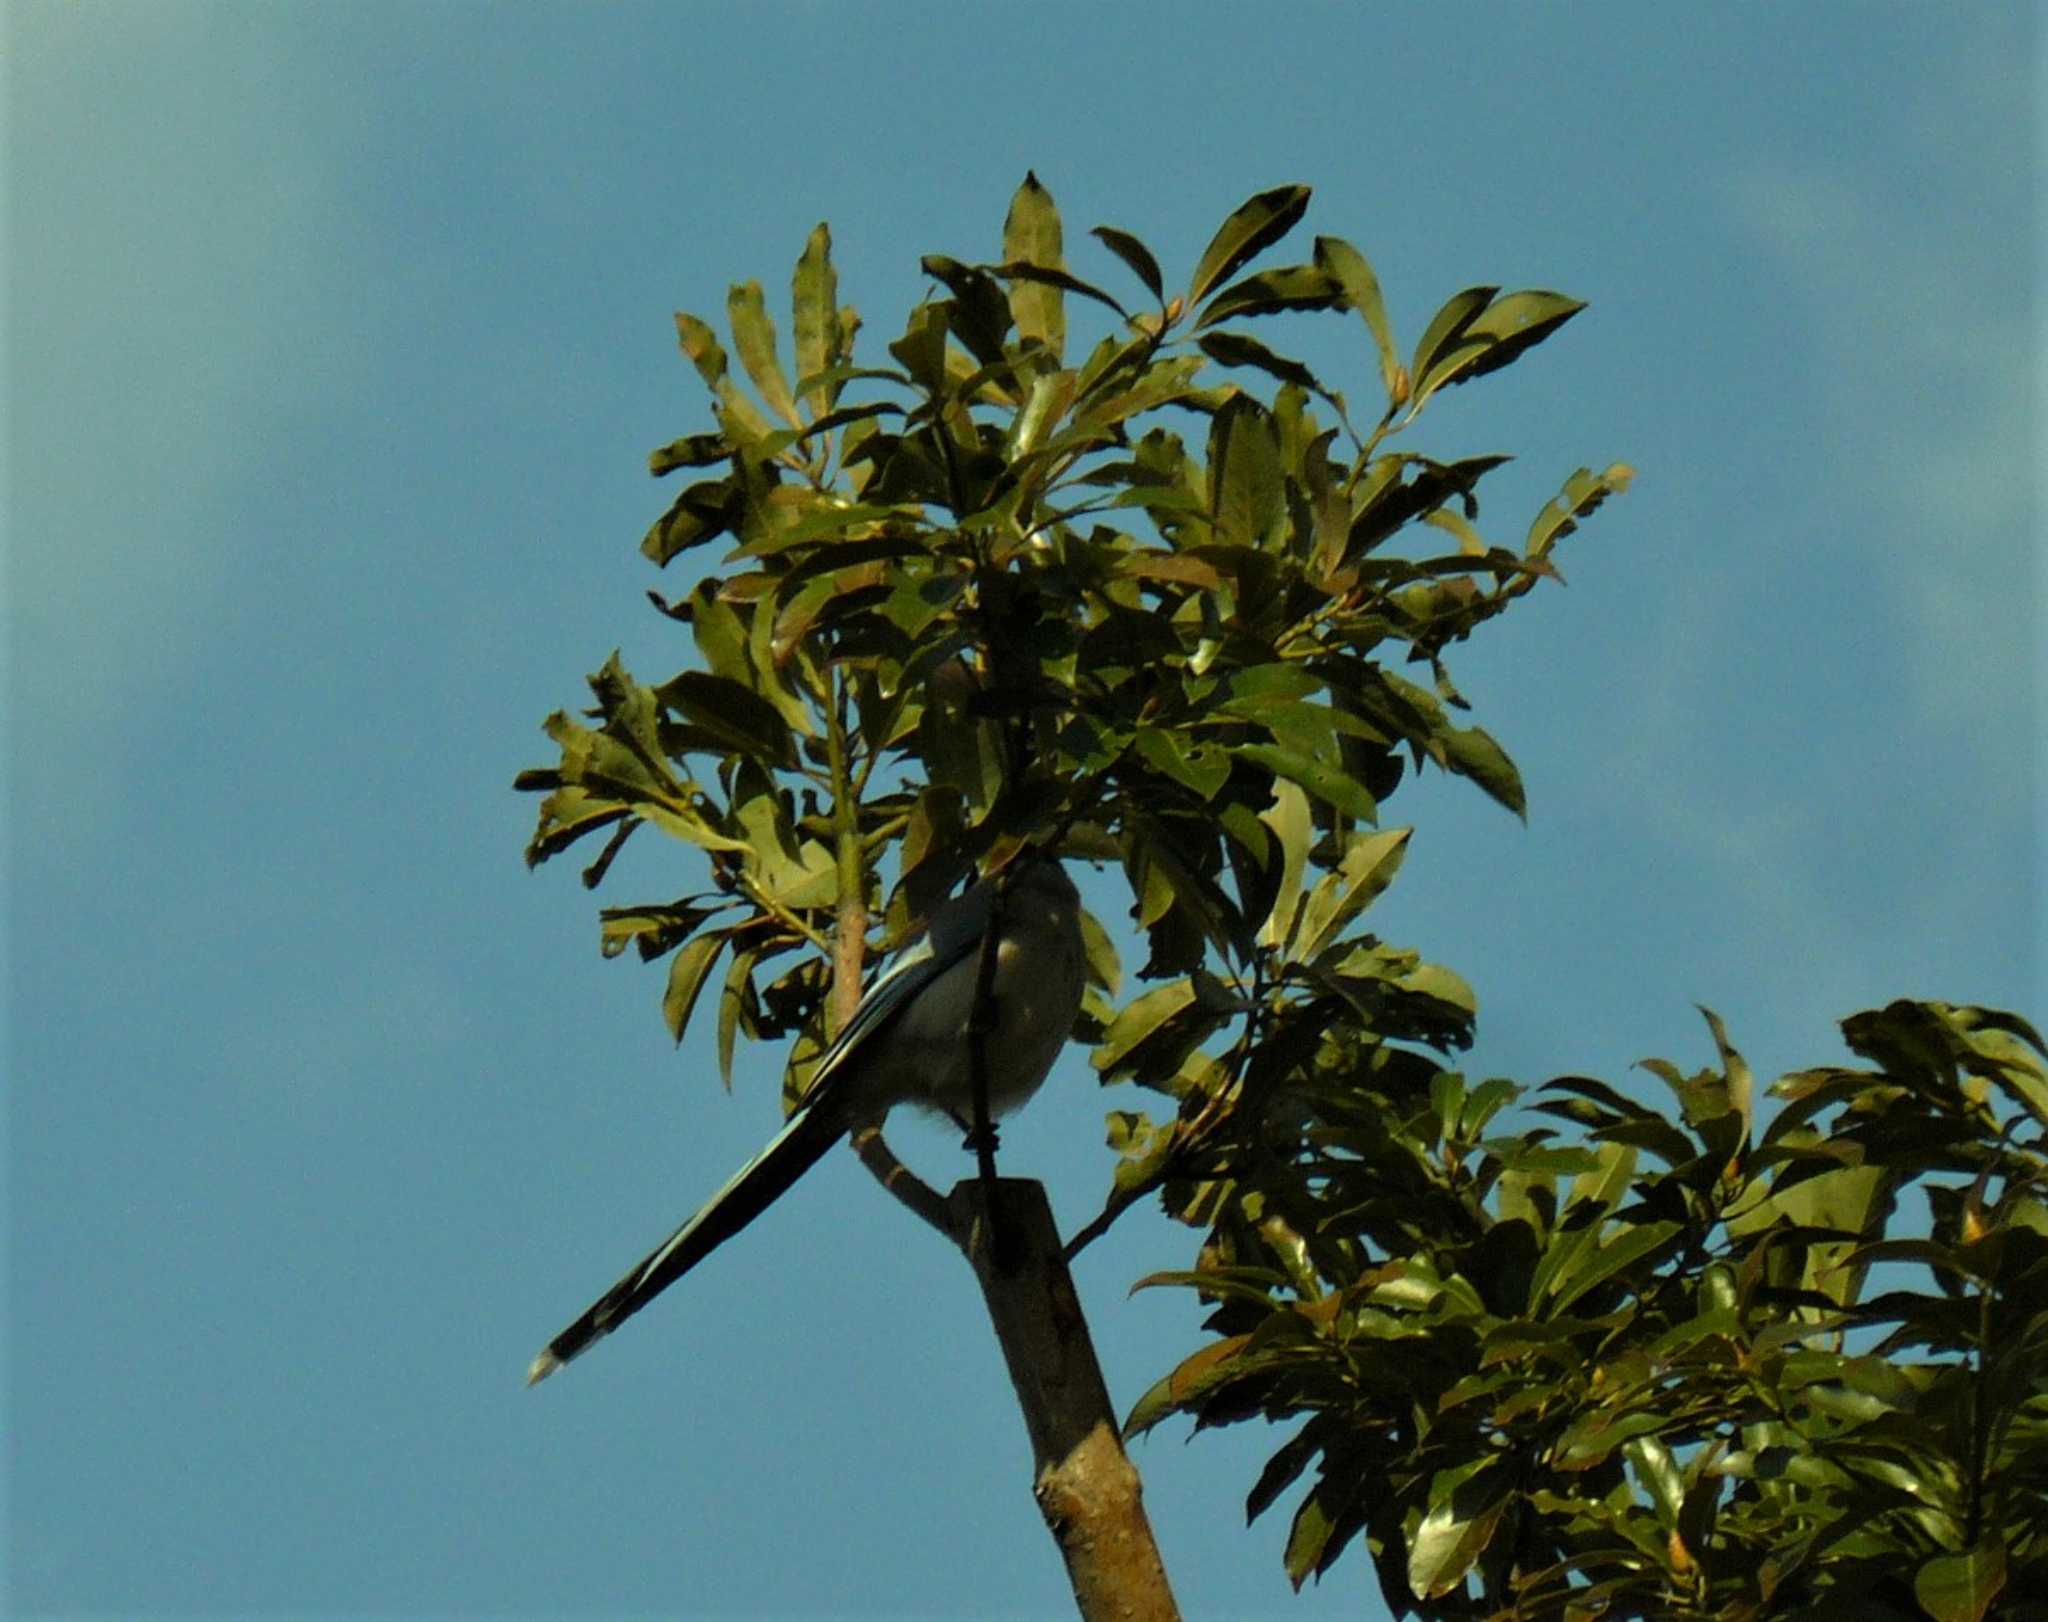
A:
[
  {"xmin": 1408, "ymin": 1457, "xmax": 1509, "ymax": 1600},
  {"xmin": 1003, "ymin": 170, "xmax": 1065, "ymax": 362},
  {"xmin": 1314, "ymin": 235, "xmax": 1402, "ymax": 404},
  {"xmin": 791, "ymin": 222, "xmax": 843, "ymax": 418},
  {"xmin": 1407, "ymin": 286, "xmax": 1496, "ymax": 403},
  {"xmin": 1239, "ymin": 743, "xmax": 1377, "ymax": 822},
  {"xmin": 727, "ymin": 280, "xmax": 801, "ymax": 429},
  {"xmin": 1289, "ymin": 828, "xmax": 1410, "ymax": 963},
  {"xmin": 674, "ymin": 310, "xmax": 775, "ymax": 443}
]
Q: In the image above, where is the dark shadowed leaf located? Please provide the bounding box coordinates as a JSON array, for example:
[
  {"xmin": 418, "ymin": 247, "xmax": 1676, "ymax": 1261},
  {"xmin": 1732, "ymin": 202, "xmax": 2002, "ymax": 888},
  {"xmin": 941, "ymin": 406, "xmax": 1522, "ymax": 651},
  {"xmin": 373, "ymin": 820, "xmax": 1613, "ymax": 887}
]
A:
[
  {"xmin": 656, "ymin": 671, "xmax": 798, "ymax": 768},
  {"xmin": 1090, "ymin": 224, "xmax": 1165, "ymax": 303},
  {"xmin": 649, "ymin": 433, "xmax": 730, "ymax": 476},
  {"xmin": 1207, "ymin": 394, "xmax": 1284, "ymax": 547},
  {"xmin": 1283, "ymin": 1482, "xmax": 1339, "ymax": 1589},
  {"xmin": 996, "ymin": 260, "xmax": 1127, "ymax": 321},
  {"xmin": 1189, "ymin": 184, "xmax": 1312, "ymax": 307},
  {"xmin": 662, "ymin": 932, "xmax": 727, "ymax": 1045},
  {"xmin": 1198, "ymin": 329, "xmax": 1326, "ymax": 398},
  {"xmin": 1196, "ymin": 264, "xmax": 1345, "ymax": 328}
]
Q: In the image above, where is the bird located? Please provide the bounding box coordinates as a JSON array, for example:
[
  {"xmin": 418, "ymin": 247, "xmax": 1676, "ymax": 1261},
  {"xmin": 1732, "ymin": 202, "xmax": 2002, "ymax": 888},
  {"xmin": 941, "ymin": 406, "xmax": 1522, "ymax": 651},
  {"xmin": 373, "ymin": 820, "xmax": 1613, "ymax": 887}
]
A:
[{"xmin": 526, "ymin": 857, "xmax": 1086, "ymax": 1385}]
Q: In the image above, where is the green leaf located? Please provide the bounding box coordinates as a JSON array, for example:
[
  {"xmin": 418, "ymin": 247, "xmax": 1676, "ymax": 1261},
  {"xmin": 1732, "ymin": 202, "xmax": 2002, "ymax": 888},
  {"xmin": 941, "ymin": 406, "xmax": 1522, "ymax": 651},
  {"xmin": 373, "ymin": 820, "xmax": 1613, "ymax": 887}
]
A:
[
  {"xmin": 1134, "ymin": 727, "xmax": 1232, "ymax": 801},
  {"xmin": 1239, "ymin": 743, "xmax": 1377, "ymax": 823},
  {"xmin": 1697, "ymin": 1004, "xmax": 1754, "ymax": 1139},
  {"xmin": 1407, "ymin": 286, "xmax": 1496, "ymax": 404},
  {"xmin": 1007, "ymin": 368, "xmax": 1078, "ymax": 458},
  {"xmin": 1241, "ymin": 790, "xmax": 1310, "ymax": 965},
  {"xmin": 662, "ymin": 932, "xmax": 727, "ymax": 1045},
  {"xmin": 598, "ymin": 901, "xmax": 713, "ymax": 961},
  {"xmin": 1442, "ymin": 289, "xmax": 1586, "ymax": 392},
  {"xmin": 648, "ymin": 433, "xmax": 729, "ymax": 476},
  {"xmin": 1313, "ymin": 235, "xmax": 1402, "ymax": 404},
  {"xmin": 1408, "ymin": 1457, "xmax": 1509, "ymax": 1600},
  {"xmin": 1090, "ymin": 224, "xmax": 1164, "ymax": 303},
  {"xmin": 1189, "ymin": 184, "xmax": 1312, "ymax": 308},
  {"xmin": 1003, "ymin": 171, "xmax": 1065, "ymax": 362},
  {"xmin": 1559, "ymin": 1140, "xmax": 1638, "ymax": 1223},
  {"xmin": 886, "ymin": 301, "xmax": 950, "ymax": 395},
  {"xmin": 791, "ymin": 222, "xmax": 843, "ymax": 418},
  {"xmin": 1437, "ymin": 721, "xmax": 1525, "ymax": 819},
  {"xmin": 1548, "ymin": 1220, "xmax": 1683, "ymax": 1315},
  {"xmin": 1623, "ymin": 1435, "xmax": 1685, "ymax": 1526},
  {"xmin": 673, "ymin": 311, "xmax": 775, "ymax": 443},
  {"xmin": 1206, "ymin": 394, "xmax": 1284, "ymax": 548},
  {"xmin": 726, "ymin": 280, "xmax": 801, "ymax": 430},
  {"xmin": 1422, "ymin": 507, "xmax": 1486, "ymax": 556},
  {"xmin": 1197, "ymin": 330, "xmax": 1329, "ymax": 399},
  {"xmin": 1289, "ymin": 828, "xmax": 1410, "ymax": 962},
  {"xmin": 1527, "ymin": 463, "xmax": 1634, "ymax": 560},
  {"xmin": 640, "ymin": 476, "xmax": 739, "ymax": 565},
  {"xmin": 1195, "ymin": 264, "xmax": 1345, "ymax": 329},
  {"xmin": 1916, "ymin": 1540, "xmax": 2007, "ymax": 1622},
  {"xmin": 1092, "ymin": 978, "xmax": 1197, "ymax": 1076},
  {"xmin": 1283, "ymin": 1484, "xmax": 1349, "ymax": 1590},
  {"xmin": 1073, "ymin": 352, "xmax": 1207, "ymax": 431},
  {"xmin": 996, "ymin": 260, "xmax": 1127, "ymax": 322},
  {"xmin": 655, "ymin": 671, "xmax": 798, "ymax": 769},
  {"xmin": 1123, "ymin": 1331, "xmax": 1252, "ymax": 1438},
  {"xmin": 716, "ymin": 942, "xmax": 758, "ymax": 1089}
]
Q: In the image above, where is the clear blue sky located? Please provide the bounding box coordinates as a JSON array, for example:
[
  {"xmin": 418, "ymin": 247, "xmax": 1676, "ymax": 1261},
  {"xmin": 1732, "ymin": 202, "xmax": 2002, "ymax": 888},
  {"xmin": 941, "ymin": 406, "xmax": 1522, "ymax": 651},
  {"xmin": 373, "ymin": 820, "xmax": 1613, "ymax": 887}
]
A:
[{"xmin": 6, "ymin": 4, "xmax": 2038, "ymax": 1618}]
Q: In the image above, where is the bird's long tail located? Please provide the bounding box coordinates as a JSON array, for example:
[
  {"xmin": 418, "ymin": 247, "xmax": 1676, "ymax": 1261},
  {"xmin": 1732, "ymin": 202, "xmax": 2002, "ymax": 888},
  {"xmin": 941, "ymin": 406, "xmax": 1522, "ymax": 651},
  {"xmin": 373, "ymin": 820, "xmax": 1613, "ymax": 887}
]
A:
[{"xmin": 526, "ymin": 1101, "xmax": 848, "ymax": 1384}]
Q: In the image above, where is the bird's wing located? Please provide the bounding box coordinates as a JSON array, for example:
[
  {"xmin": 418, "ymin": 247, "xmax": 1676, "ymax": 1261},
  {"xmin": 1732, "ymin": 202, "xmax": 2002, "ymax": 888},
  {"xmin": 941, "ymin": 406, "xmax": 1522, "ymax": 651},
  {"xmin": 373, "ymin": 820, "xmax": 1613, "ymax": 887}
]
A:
[{"xmin": 794, "ymin": 883, "xmax": 992, "ymax": 1105}]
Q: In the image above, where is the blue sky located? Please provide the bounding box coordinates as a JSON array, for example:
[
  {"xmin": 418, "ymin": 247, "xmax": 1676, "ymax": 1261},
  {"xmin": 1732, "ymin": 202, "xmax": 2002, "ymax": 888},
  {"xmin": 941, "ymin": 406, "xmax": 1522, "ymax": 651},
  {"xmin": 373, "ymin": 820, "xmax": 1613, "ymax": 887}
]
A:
[{"xmin": 6, "ymin": 4, "xmax": 2039, "ymax": 1618}]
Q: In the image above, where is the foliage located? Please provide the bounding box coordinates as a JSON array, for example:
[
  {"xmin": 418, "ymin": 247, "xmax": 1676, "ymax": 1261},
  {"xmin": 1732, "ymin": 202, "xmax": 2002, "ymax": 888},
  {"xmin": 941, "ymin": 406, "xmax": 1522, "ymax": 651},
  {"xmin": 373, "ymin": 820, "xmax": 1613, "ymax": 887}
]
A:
[
  {"xmin": 516, "ymin": 174, "xmax": 1692, "ymax": 1609},
  {"xmin": 1127, "ymin": 999, "xmax": 2048, "ymax": 1620},
  {"xmin": 517, "ymin": 173, "xmax": 1622, "ymax": 1106}
]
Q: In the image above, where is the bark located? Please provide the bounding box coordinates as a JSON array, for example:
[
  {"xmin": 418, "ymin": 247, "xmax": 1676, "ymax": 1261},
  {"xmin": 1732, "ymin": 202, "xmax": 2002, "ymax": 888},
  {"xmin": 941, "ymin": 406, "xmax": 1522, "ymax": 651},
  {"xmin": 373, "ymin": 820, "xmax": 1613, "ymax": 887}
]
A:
[{"xmin": 949, "ymin": 1177, "xmax": 1181, "ymax": 1622}]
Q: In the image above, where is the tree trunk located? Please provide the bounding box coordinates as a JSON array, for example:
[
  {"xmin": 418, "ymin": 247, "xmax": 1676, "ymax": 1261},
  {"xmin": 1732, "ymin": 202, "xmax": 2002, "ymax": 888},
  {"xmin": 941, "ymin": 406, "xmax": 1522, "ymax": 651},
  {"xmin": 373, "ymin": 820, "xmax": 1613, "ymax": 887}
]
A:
[{"xmin": 949, "ymin": 1177, "xmax": 1181, "ymax": 1622}]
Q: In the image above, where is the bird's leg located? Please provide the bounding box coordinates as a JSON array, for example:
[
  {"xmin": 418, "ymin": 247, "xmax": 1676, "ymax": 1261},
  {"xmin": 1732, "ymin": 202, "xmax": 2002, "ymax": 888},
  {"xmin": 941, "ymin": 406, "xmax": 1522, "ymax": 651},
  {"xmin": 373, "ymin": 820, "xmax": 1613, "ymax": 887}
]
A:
[{"xmin": 957, "ymin": 1114, "xmax": 1001, "ymax": 1155}]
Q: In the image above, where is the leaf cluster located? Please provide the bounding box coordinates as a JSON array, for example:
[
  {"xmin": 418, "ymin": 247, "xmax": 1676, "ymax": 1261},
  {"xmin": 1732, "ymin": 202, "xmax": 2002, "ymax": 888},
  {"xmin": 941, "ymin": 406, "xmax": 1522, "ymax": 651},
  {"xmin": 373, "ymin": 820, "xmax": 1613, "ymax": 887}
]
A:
[
  {"xmin": 517, "ymin": 176, "xmax": 1622, "ymax": 1114},
  {"xmin": 1127, "ymin": 1000, "xmax": 2048, "ymax": 1620}
]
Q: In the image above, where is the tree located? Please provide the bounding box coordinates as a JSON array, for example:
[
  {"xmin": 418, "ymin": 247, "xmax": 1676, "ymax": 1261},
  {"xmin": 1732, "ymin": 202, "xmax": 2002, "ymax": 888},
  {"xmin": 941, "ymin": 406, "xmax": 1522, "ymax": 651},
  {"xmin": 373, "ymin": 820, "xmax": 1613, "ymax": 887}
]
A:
[{"xmin": 519, "ymin": 175, "xmax": 2041, "ymax": 1618}]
